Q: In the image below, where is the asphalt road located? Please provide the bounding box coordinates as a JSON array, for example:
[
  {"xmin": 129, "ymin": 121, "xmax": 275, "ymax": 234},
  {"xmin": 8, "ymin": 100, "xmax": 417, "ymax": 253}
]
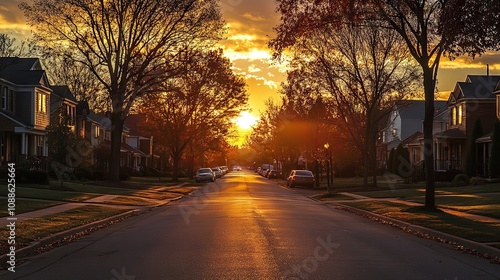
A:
[{"xmin": 2, "ymin": 171, "xmax": 500, "ymax": 279}]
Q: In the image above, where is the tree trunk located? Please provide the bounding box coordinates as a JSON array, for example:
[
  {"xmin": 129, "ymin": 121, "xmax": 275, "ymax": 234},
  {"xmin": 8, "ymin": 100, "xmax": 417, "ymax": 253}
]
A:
[
  {"xmin": 109, "ymin": 114, "xmax": 125, "ymax": 182},
  {"xmin": 423, "ymin": 67, "xmax": 436, "ymax": 210},
  {"xmin": 363, "ymin": 117, "xmax": 371, "ymax": 187},
  {"xmin": 369, "ymin": 125, "xmax": 378, "ymax": 187},
  {"xmin": 172, "ymin": 152, "xmax": 181, "ymax": 182}
]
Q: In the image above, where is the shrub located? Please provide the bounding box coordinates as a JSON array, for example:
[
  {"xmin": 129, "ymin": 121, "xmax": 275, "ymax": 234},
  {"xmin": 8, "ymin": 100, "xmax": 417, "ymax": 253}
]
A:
[
  {"xmin": 92, "ymin": 170, "xmax": 107, "ymax": 181},
  {"xmin": 469, "ymin": 177, "xmax": 487, "ymax": 185},
  {"xmin": 17, "ymin": 169, "xmax": 50, "ymax": 185},
  {"xmin": 74, "ymin": 167, "xmax": 93, "ymax": 180},
  {"xmin": 452, "ymin": 173, "xmax": 469, "ymax": 186}
]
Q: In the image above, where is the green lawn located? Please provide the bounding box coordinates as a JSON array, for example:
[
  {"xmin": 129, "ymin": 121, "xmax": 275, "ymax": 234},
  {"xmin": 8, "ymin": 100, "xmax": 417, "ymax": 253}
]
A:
[
  {"xmin": 340, "ymin": 200, "xmax": 500, "ymax": 243},
  {"xmin": 347, "ymin": 182, "xmax": 500, "ymax": 219},
  {"xmin": 0, "ymin": 198, "xmax": 62, "ymax": 217},
  {"xmin": 0, "ymin": 205, "xmax": 129, "ymax": 255},
  {"xmin": 0, "ymin": 186, "xmax": 98, "ymax": 202}
]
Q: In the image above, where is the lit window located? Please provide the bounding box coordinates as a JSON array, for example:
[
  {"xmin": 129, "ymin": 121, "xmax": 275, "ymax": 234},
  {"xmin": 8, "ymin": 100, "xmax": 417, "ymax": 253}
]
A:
[
  {"xmin": 94, "ymin": 125, "xmax": 100, "ymax": 138},
  {"xmin": 458, "ymin": 105, "xmax": 463, "ymax": 125},
  {"xmin": 38, "ymin": 93, "xmax": 46, "ymax": 113},
  {"xmin": 451, "ymin": 107, "xmax": 457, "ymax": 126}
]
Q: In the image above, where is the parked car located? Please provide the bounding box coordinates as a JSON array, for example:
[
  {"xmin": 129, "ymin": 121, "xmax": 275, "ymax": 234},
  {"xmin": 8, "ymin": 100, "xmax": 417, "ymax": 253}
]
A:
[
  {"xmin": 212, "ymin": 167, "xmax": 223, "ymax": 178},
  {"xmin": 267, "ymin": 170, "xmax": 281, "ymax": 179},
  {"xmin": 260, "ymin": 168, "xmax": 268, "ymax": 177},
  {"xmin": 233, "ymin": 165, "xmax": 242, "ymax": 171},
  {"xmin": 195, "ymin": 168, "xmax": 215, "ymax": 183},
  {"xmin": 287, "ymin": 170, "xmax": 315, "ymax": 188},
  {"xmin": 220, "ymin": 166, "xmax": 229, "ymax": 174}
]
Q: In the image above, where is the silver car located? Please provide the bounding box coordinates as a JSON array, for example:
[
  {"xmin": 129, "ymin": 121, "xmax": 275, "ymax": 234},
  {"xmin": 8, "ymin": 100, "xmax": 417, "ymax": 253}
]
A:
[{"xmin": 195, "ymin": 168, "xmax": 215, "ymax": 183}]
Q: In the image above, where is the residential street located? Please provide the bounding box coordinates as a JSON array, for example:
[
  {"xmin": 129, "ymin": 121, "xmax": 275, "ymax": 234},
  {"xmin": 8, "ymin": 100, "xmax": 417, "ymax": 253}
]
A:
[{"xmin": 3, "ymin": 171, "xmax": 499, "ymax": 280}]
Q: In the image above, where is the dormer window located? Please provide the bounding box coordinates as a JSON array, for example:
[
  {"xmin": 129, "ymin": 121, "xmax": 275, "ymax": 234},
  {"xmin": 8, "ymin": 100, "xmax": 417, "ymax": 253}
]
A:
[{"xmin": 37, "ymin": 92, "xmax": 47, "ymax": 113}]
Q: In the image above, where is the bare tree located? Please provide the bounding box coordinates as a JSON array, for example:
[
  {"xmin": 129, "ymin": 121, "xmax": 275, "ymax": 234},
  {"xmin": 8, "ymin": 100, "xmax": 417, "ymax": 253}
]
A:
[
  {"xmin": 42, "ymin": 53, "xmax": 109, "ymax": 110},
  {"xmin": 21, "ymin": 0, "xmax": 225, "ymax": 181},
  {"xmin": 277, "ymin": 22, "xmax": 420, "ymax": 187},
  {"xmin": 140, "ymin": 49, "xmax": 247, "ymax": 181}
]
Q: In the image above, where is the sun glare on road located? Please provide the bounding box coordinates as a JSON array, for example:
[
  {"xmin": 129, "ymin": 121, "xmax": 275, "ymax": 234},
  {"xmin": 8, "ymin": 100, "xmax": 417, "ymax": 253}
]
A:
[{"xmin": 235, "ymin": 111, "xmax": 259, "ymax": 130}]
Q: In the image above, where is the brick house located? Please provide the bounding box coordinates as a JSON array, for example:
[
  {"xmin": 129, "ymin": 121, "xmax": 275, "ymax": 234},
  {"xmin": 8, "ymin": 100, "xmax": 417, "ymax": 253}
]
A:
[{"xmin": 434, "ymin": 75, "xmax": 500, "ymax": 172}]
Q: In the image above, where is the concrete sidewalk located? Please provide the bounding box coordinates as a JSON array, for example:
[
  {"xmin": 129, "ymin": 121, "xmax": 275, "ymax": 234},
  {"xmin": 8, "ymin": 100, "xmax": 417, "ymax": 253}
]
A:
[{"xmin": 0, "ymin": 185, "xmax": 187, "ymax": 227}]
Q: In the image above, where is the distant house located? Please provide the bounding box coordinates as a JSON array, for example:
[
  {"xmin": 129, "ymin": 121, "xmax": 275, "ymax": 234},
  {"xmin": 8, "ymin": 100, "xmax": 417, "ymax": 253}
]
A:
[
  {"xmin": 434, "ymin": 75, "xmax": 500, "ymax": 172},
  {"xmin": 0, "ymin": 57, "xmax": 52, "ymax": 166},
  {"xmin": 50, "ymin": 85, "xmax": 77, "ymax": 132},
  {"xmin": 75, "ymin": 106, "xmax": 156, "ymax": 172},
  {"xmin": 377, "ymin": 100, "xmax": 446, "ymax": 168},
  {"xmin": 124, "ymin": 114, "xmax": 158, "ymax": 171}
]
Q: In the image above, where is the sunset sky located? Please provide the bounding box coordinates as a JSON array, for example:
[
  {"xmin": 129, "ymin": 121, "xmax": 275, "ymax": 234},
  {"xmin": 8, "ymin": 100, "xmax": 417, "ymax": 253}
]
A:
[{"xmin": 2, "ymin": 0, "xmax": 500, "ymax": 113}]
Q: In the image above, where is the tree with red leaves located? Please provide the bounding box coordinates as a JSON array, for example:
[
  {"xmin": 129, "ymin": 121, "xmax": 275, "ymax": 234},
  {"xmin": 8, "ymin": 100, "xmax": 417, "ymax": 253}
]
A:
[{"xmin": 270, "ymin": 0, "xmax": 500, "ymax": 210}]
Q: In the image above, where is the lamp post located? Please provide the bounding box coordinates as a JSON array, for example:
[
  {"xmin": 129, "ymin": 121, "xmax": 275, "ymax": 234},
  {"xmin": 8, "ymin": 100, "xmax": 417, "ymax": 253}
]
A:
[{"xmin": 324, "ymin": 142, "xmax": 331, "ymax": 194}]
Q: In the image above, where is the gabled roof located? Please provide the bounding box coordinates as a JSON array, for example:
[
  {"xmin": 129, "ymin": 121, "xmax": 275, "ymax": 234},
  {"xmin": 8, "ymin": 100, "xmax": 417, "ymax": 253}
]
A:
[
  {"xmin": 394, "ymin": 100, "xmax": 447, "ymax": 120},
  {"xmin": 0, "ymin": 57, "xmax": 50, "ymax": 87},
  {"xmin": 51, "ymin": 86, "xmax": 77, "ymax": 103},
  {"xmin": 401, "ymin": 131, "xmax": 423, "ymax": 146},
  {"xmin": 450, "ymin": 75, "xmax": 500, "ymax": 102},
  {"xmin": 434, "ymin": 128, "xmax": 466, "ymax": 139}
]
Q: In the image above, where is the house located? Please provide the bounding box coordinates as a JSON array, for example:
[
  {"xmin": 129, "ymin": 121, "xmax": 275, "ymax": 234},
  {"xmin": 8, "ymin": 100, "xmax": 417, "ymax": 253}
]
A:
[
  {"xmin": 434, "ymin": 75, "xmax": 500, "ymax": 172},
  {"xmin": 75, "ymin": 106, "xmax": 156, "ymax": 172},
  {"xmin": 475, "ymin": 76, "xmax": 500, "ymax": 177},
  {"xmin": 124, "ymin": 114, "xmax": 158, "ymax": 170},
  {"xmin": 50, "ymin": 85, "xmax": 77, "ymax": 132},
  {"xmin": 0, "ymin": 57, "xmax": 52, "ymax": 166},
  {"xmin": 377, "ymin": 100, "xmax": 447, "ymax": 168}
]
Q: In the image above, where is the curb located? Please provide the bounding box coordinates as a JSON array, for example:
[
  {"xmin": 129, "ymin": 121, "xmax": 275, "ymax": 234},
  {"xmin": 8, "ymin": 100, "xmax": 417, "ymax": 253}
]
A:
[
  {"xmin": 324, "ymin": 201, "xmax": 500, "ymax": 260},
  {"xmin": 1, "ymin": 209, "xmax": 141, "ymax": 265}
]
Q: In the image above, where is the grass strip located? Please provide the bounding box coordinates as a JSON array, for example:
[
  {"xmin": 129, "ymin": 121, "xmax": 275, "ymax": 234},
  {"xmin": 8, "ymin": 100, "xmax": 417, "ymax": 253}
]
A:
[
  {"xmin": 0, "ymin": 186, "xmax": 97, "ymax": 202},
  {"xmin": 0, "ymin": 198, "xmax": 62, "ymax": 217},
  {"xmin": 315, "ymin": 193, "xmax": 357, "ymax": 201},
  {"xmin": 340, "ymin": 200, "xmax": 500, "ymax": 243},
  {"xmin": 0, "ymin": 205, "xmax": 128, "ymax": 255}
]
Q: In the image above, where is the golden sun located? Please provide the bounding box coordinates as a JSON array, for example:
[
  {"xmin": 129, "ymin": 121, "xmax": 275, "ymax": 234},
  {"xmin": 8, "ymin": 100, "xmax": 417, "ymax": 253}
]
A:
[{"xmin": 235, "ymin": 111, "xmax": 258, "ymax": 130}]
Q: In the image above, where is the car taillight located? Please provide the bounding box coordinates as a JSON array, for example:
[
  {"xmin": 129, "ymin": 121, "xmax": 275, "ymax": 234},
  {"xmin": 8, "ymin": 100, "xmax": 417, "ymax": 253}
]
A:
[{"xmin": 292, "ymin": 176, "xmax": 296, "ymax": 181}]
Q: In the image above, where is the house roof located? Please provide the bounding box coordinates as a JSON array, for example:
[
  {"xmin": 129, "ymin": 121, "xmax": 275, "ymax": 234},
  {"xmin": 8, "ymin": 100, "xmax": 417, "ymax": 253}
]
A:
[
  {"xmin": 434, "ymin": 128, "xmax": 466, "ymax": 140},
  {"xmin": 0, "ymin": 112, "xmax": 27, "ymax": 131},
  {"xmin": 0, "ymin": 57, "xmax": 49, "ymax": 86},
  {"xmin": 395, "ymin": 100, "xmax": 447, "ymax": 120},
  {"xmin": 76, "ymin": 100, "xmax": 90, "ymax": 116},
  {"xmin": 120, "ymin": 142, "xmax": 145, "ymax": 156},
  {"xmin": 451, "ymin": 75, "xmax": 500, "ymax": 101},
  {"xmin": 51, "ymin": 85, "xmax": 77, "ymax": 103},
  {"xmin": 401, "ymin": 131, "xmax": 423, "ymax": 146}
]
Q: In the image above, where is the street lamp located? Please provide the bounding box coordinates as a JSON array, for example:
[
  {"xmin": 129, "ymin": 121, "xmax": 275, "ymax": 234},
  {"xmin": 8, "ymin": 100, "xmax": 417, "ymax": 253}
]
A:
[{"xmin": 324, "ymin": 142, "xmax": 332, "ymax": 194}]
